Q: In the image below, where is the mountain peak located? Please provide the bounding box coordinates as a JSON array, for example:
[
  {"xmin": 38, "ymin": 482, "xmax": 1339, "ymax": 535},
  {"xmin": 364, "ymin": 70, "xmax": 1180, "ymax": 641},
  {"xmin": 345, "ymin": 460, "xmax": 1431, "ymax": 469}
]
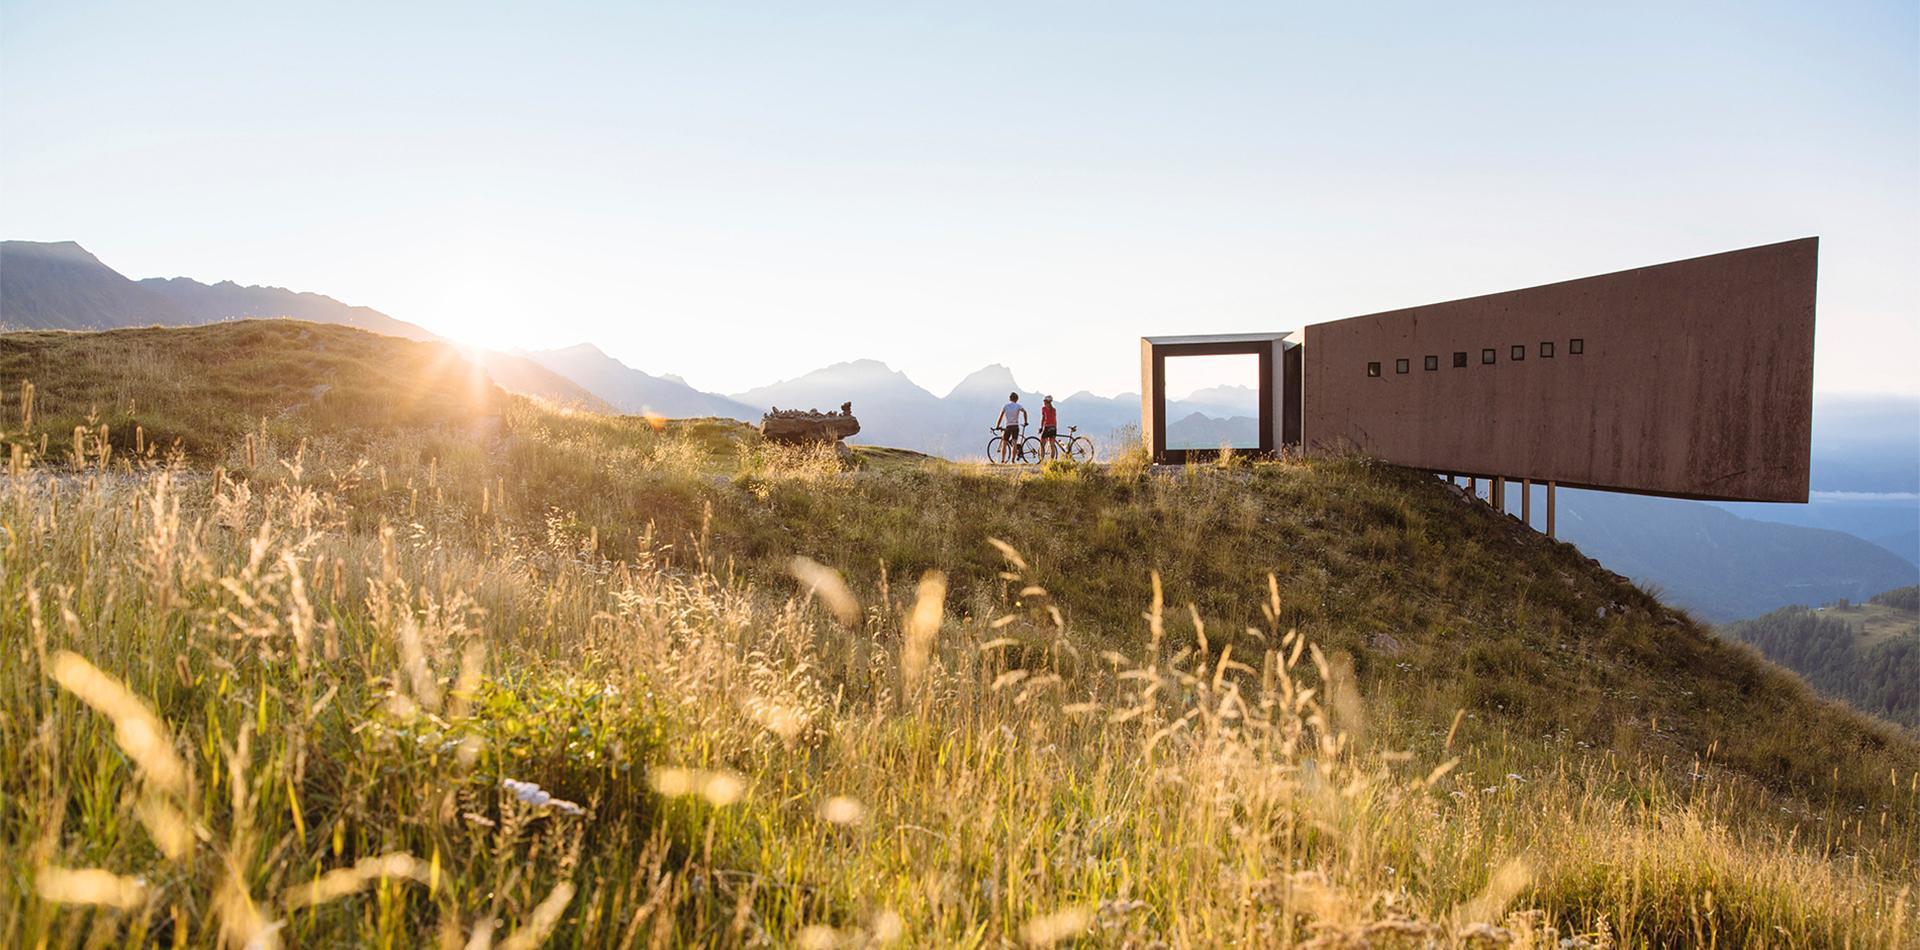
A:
[
  {"xmin": 547, "ymin": 342, "xmax": 611, "ymax": 360},
  {"xmin": 1, "ymin": 240, "xmax": 106, "ymax": 266},
  {"xmin": 833, "ymin": 358, "xmax": 897, "ymax": 374},
  {"xmin": 946, "ymin": 363, "xmax": 1024, "ymax": 399},
  {"xmin": 783, "ymin": 359, "xmax": 912, "ymax": 384}
]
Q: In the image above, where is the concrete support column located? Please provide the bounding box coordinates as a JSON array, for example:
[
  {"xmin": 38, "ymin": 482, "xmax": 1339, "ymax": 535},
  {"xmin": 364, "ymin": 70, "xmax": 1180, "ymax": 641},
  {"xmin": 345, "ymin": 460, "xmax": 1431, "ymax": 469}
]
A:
[
  {"xmin": 1547, "ymin": 481, "xmax": 1557, "ymax": 538},
  {"xmin": 1522, "ymin": 478, "xmax": 1532, "ymax": 527},
  {"xmin": 1493, "ymin": 476, "xmax": 1505, "ymax": 514}
]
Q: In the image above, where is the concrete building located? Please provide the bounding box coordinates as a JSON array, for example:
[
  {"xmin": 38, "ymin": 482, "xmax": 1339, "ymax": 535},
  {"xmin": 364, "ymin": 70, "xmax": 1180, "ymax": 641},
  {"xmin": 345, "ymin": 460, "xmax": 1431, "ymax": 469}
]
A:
[
  {"xmin": 1138, "ymin": 332, "xmax": 1298, "ymax": 463},
  {"xmin": 1141, "ymin": 238, "xmax": 1818, "ymax": 514}
]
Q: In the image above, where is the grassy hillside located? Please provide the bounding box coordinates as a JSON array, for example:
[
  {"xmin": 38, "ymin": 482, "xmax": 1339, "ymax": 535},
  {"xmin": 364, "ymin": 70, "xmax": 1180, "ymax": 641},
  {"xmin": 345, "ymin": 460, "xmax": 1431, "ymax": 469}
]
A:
[
  {"xmin": 2, "ymin": 324, "xmax": 1917, "ymax": 947},
  {"xmin": 0, "ymin": 321, "xmax": 612, "ymax": 464},
  {"xmin": 1721, "ymin": 587, "xmax": 1920, "ymax": 728}
]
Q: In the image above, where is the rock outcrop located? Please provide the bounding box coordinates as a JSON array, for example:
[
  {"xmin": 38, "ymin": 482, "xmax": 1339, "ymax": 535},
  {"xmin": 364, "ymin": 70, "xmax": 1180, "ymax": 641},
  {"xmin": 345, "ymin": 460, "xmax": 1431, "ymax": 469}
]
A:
[{"xmin": 760, "ymin": 402, "xmax": 860, "ymax": 446}]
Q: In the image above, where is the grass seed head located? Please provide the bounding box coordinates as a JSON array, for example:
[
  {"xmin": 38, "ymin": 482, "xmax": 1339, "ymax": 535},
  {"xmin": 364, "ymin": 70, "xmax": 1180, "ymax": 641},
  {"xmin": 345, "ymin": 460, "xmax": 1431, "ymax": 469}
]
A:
[
  {"xmin": 789, "ymin": 556, "xmax": 861, "ymax": 628},
  {"xmin": 36, "ymin": 867, "xmax": 149, "ymax": 910},
  {"xmin": 48, "ymin": 650, "xmax": 187, "ymax": 795},
  {"xmin": 1021, "ymin": 907, "xmax": 1091, "ymax": 946}
]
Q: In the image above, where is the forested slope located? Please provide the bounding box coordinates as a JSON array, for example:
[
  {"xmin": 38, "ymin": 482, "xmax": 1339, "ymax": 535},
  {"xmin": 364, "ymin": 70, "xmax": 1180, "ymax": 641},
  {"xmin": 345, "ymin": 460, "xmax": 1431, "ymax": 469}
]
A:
[{"xmin": 1722, "ymin": 586, "xmax": 1919, "ymax": 728}]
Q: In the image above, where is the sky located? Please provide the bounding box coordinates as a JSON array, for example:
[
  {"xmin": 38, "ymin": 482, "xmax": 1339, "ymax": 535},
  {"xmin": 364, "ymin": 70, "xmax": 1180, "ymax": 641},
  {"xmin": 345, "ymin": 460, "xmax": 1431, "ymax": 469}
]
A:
[{"xmin": 3, "ymin": 0, "xmax": 1916, "ymax": 400}]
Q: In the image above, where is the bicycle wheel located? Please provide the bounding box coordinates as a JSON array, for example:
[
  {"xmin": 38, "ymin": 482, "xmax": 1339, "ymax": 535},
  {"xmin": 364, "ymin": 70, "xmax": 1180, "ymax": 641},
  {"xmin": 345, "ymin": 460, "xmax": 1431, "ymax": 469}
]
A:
[
  {"xmin": 1065, "ymin": 436, "xmax": 1094, "ymax": 463},
  {"xmin": 986, "ymin": 436, "xmax": 1009, "ymax": 464},
  {"xmin": 1021, "ymin": 436, "xmax": 1045, "ymax": 463}
]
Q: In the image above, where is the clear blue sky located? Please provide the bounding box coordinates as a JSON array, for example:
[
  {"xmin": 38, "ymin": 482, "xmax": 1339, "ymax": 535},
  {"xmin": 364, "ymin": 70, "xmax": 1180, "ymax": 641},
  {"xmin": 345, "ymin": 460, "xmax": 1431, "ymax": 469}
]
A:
[{"xmin": 4, "ymin": 0, "xmax": 1915, "ymax": 398}]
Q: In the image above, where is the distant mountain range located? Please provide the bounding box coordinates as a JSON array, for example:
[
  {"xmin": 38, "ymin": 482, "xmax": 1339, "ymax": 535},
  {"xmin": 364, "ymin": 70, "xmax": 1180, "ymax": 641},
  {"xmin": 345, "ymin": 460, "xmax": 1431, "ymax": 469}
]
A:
[
  {"xmin": 139, "ymin": 273, "xmax": 438, "ymax": 342},
  {"xmin": 0, "ymin": 240, "xmax": 197, "ymax": 330},
  {"xmin": 4, "ymin": 237, "xmax": 1913, "ymax": 622},
  {"xmin": 518, "ymin": 343, "xmax": 759, "ymax": 419},
  {"xmin": 0, "ymin": 240, "xmax": 611, "ymax": 412},
  {"xmin": 1549, "ymin": 486, "xmax": 1916, "ymax": 621}
]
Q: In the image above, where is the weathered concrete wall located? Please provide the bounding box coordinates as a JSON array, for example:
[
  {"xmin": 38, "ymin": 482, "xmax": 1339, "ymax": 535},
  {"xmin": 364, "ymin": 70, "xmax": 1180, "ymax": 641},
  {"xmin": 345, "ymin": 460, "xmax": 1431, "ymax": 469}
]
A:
[{"xmin": 1302, "ymin": 238, "xmax": 1816, "ymax": 502}]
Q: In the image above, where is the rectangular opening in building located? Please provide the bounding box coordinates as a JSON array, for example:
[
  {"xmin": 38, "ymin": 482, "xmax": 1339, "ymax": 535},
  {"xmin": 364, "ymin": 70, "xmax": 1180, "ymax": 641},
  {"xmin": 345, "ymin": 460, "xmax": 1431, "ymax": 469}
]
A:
[
  {"xmin": 1541, "ymin": 341, "xmax": 1554, "ymax": 357},
  {"xmin": 1482, "ymin": 348, "xmax": 1496, "ymax": 364},
  {"xmin": 1366, "ymin": 361, "xmax": 1380, "ymax": 378},
  {"xmin": 1395, "ymin": 358, "xmax": 1409, "ymax": 374},
  {"xmin": 1424, "ymin": 355, "xmax": 1439, "ymax": 371},
  {"xmin": 1453, "ymin": 351, "xmax": 1468, "ymax": 367},
  {"xmin": 1511, "ymin": 344, "xmax": 1525, "ymax": 360},
  {"xmin": 1164, "ymin": 352, "xmax": 1262, "ymax": 451},
  {"xmin": 1570, "ymin": 338, "xmax": 1584, "ymax": 354}
]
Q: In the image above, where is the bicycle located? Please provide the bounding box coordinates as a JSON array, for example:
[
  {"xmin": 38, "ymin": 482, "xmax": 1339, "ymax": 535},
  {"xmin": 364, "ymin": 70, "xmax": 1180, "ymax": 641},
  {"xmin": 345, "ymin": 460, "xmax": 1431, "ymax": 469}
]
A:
[
  {"xmin": 1023, "ymin": 424, "xmax": 1094, "ymax": 463},
  {"xmin": 986, "ymin": 425, "xmax": 1034, "ymax": 464}
]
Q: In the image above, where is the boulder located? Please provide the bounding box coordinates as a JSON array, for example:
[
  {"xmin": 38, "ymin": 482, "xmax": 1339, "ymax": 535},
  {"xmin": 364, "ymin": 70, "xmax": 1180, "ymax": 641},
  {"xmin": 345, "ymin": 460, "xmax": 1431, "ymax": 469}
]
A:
[{"xmin": 760, "ymin": 401, "xmax": 861, "ymax": 445}]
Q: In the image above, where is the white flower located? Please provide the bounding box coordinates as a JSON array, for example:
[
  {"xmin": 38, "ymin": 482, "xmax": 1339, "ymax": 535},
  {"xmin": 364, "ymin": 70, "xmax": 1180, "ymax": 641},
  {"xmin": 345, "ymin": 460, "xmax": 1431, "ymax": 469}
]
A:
[{"xmin": 502, "ymin": 778, "xmax": 584, "ymax": 815}]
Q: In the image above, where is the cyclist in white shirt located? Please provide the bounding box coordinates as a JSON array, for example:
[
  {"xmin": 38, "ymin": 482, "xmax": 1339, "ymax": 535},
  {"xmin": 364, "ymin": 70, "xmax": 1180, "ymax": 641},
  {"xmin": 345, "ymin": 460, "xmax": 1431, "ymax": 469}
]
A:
[{"xmin": 994, "ymin": 392, "xmax": 1027, "ymax": 463}]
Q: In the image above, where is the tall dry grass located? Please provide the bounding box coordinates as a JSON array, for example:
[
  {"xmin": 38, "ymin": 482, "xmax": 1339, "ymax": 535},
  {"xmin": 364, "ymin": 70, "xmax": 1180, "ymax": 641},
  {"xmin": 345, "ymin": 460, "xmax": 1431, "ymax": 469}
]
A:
[{"xmin": 0, "ymin": 394, "xmax": 1915, "ymax": 947}]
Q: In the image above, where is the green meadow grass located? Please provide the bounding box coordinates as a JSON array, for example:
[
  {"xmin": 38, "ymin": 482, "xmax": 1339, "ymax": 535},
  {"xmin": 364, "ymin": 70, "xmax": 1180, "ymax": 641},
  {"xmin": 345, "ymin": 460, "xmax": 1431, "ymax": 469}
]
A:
[{"xmin": 1, "ymin": 322, "xmax": 1915, "ymax": 947}]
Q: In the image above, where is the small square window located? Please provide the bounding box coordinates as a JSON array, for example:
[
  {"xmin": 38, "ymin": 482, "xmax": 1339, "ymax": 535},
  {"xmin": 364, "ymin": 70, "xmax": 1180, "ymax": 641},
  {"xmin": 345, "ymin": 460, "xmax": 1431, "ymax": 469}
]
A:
[
  {"xmin": 1482, "ymin": 348, "xmax": 1496, "ymax": 365},
  {"xmin": 1424, "ymin": 355, "xmax": 1439, "ymax": 371},
  {"xmin": 1511, "ymin": 345, "xmax": 1525, "ymax": 361},
  {"xmin": 1452, "ymin": 351, "xmax": 1468, "ymax": 368},
  {"xmin": 1540, "ymin": 341, "xmax": 1554, "ymax": 358},
  {"xmin": 1367, "ymin": 361, "xmax": 1381, "ymax": 378},
  {"xmin": 1569, "ymin": 338, "xmax": 1584, "ymax": 355},
  {"xmin": 1395, "ymin": 358, "xmax": 1410, "ymax": 374}
]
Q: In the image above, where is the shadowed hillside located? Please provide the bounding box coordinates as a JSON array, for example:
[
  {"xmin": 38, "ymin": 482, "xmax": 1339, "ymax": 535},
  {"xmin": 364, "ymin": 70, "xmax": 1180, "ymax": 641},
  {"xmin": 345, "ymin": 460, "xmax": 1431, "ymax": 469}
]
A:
[
  {"xmin": 2, "ymin": 323, "xmax": 1915, "ymax": 947},
  {"xmin": 1, "ymin": 243, "xmax": 610, "ymax": 412},
  {"xmin": 0, "ymin": 321, "xmax": 574, "ymax": 461}
]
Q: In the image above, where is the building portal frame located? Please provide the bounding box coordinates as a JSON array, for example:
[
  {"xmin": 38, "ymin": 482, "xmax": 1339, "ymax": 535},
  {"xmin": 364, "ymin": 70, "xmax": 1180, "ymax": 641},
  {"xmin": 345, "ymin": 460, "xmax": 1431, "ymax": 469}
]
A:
[{"xmin": 1140, "ymin": 332, "xmax": 1297, "ymax": 464}]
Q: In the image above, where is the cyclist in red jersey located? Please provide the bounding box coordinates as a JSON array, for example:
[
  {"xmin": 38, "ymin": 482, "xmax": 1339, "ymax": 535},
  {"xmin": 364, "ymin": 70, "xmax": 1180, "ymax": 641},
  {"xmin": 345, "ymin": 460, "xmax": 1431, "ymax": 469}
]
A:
[{"xmin": 1038, "ymin": 395, "xmax": 1059, "ymax": 459}]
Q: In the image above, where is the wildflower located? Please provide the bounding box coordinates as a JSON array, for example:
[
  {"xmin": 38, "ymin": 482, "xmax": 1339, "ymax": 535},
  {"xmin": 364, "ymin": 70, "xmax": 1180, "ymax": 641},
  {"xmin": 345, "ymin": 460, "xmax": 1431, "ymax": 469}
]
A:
[{"xmin": 502, "ymin": 779, "xmax": 585, "ymax": 815}]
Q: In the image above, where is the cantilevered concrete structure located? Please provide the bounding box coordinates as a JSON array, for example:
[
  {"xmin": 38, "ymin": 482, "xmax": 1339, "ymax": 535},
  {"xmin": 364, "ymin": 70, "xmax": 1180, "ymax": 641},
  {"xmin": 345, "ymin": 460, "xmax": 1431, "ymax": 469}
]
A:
[
  {"xmin": 1302, "ymin": 238, "xmax": 1816, "ymax": 503},
  {"xmin": 1143, "ymin": 238, "xmax": 1818, "ymax": 511}
]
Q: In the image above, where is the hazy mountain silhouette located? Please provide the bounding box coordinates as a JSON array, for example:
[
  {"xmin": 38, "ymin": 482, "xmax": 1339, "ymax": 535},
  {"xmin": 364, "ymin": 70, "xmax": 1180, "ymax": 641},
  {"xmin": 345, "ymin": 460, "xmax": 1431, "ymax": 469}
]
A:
[
  {"xmin": 944, "ymin": 363, "xmax": 1043, "ymax": 404},
  {"xmin": 1, "ymin": 240, "xmax": 606, "ymax": 411},
  {"xmin": 1807, "ymin": 395, "xmax": 1920, "ymax": 493},
  {"xmin": 732, "ymin": 358, "xmax": 959, "ymax": 449},
  {"xmin": 1, "ymin": 241, "xmax": 193, "ymax": 329},
  {"xmin": 464, "ymin": 351, "xmax": 615, "ymax": 413},
  {"xmin": 1706, "ymin": 394, "xmax": 1920, "ymax": 566},
  {"xmin": 1178, "ymin": 383, "xmax": 1260, "ymax": 418},
  {"xmin": 139, "ymin": 275, "xmax": 438, "ymax": 342},
  {"xmin": 521, "ymin": 343, "xmax": 756, "ymax": 420},
  {"xmin": 1165, "ymin": 411, "xmax": 1260, "ymax": 450},
  {"xmin": 1549, "ymin": 486, "xmax": 1918, "ymax": 622},
  {"xmin": 1873, "ymin": 528, "xmax": 1920, "ymax": 568}
]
